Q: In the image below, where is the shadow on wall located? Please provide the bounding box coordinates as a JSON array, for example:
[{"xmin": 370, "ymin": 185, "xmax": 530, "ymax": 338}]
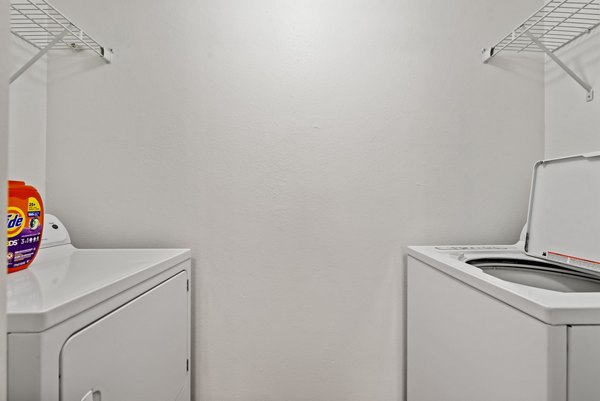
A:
[
  {"xmin": 47, "ymin": 49, "xmax": 110, "ymax": 84},
  {"xmin": 485, "ymin": 53, "xmax": 544, "ymax": 84}
]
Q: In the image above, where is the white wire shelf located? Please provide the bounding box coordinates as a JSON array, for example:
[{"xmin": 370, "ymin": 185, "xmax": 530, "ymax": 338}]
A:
[
  {"xmin": 482, "ymin": 0, "xmax": 600, "ymax": 102},
  {"xmin": 9, "ymin": 0, "xmax": 112, "ymax": 83},
  {"xmin": 484, "ymin": 0, "xmax": 600, "ymax": 59}
]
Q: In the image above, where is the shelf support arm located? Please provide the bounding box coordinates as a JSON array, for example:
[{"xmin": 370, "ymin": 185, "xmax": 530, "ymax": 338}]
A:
[
  {"xmin": 524, "ymin": 31, "xmax": 594, "ymax": 102},
  {"xmin": 10, "ymin": 28, "xmax": 69, "ymax": 84}
]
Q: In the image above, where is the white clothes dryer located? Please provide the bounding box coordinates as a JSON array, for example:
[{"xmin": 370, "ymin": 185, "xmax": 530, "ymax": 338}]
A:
[{"xmin": 7, "ymin": 215, "xmax": 192, "ymax": 401}]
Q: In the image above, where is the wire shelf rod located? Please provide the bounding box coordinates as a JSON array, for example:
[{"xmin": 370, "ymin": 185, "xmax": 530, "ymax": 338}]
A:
[
  {"xmin": 10, "ymin": 0, "xmax": 108, "ymax": 55},
  {"xmin": 482, "ymin": 0, "xmax": 598, "ymax": 101},
  {"xmin": 492, "ymin": 0, "xmax": 570, "ymax": 55},
  {"xmin": 26, "ymin": 0, "xmax": 101, "ymax": 56},
  {"xmin": 518, "ymin": 1, "xmax": 593, "ymax": 53},
  {"xmin": 10, "ymin": 4, "xmax": 51, "ymax": 48},
  {"xmin": 484, "ymin": 0, "xmax": 600, "ymax": 58},
  {"xmin": 9, "ymin": 0, "xmax": 112, "ymax": 84},
  {"xmin": 521, "ymin": 3, "xmax": 599, "ymax": 53}
]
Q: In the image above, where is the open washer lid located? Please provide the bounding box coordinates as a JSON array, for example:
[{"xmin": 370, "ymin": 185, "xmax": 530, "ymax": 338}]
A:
[{"xmin": 525, "ymin": 152, "xmax": 600, "ymax": 274}]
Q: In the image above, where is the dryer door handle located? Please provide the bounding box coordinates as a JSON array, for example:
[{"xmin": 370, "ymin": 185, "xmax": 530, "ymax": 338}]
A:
[{"xmin": 81, "ymin": 389, "xmax": 101, "ymax": 401}]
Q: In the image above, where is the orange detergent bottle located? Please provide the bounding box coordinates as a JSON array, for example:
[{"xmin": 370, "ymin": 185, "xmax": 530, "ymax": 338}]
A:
[{"xmin": 7, "ymin": 181, "xmax": 44, "ymax": 273}]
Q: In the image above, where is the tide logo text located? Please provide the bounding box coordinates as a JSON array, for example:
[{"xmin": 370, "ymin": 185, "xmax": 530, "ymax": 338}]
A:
[{"xmin": 7, "ymin": 207, "xmax": 26, "ymax": 238}]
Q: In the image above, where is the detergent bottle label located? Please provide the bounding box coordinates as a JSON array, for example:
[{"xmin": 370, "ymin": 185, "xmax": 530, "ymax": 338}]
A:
[
  {"xmin": 28, "ymin": 197, "xmax": 42, "ymax": 217},
  {"xmin": 7, "ymin": 182, "xmax": 44, "ymax": 273}
]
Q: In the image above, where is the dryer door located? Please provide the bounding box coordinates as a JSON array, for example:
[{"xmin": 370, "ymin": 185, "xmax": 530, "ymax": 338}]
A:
[{"xmin": 60, "ymin": 271, "xmax": 188, "ymax": 401}]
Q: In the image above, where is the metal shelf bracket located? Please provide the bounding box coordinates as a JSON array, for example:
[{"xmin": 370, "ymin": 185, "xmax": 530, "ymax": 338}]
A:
[
  {"xmin": 10, "ymin": 27, "xmax": 68, "ymax": 84},
  {"xmin": 525, "ymin": 31, "xmax": 594, "ymax": 102}
]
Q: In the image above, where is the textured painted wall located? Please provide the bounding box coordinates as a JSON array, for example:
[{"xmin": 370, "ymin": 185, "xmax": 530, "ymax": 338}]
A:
[
  {"xmin": 46, "ymin": 1, "xmax": 544, "ymax": 400},
  {"xmin": 8, "ymin": 38, "xmax": 47, "ymax": 196},
  {"xmin": 0, "ymin": 0, "xmax": 9, "ymax": 398},
  {"xmin": 545, "ymin": 29, "xmax": 600, "ymax": 158}
]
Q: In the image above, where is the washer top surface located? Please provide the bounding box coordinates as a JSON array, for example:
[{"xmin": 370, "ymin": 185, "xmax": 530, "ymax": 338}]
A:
[
  {"xmin": 7, "ymin": 244, "xmax": 191, "ymax": 333},
  {"xmin": 409, "ymin": 245, "xmax": 600, "ymax": 325}
]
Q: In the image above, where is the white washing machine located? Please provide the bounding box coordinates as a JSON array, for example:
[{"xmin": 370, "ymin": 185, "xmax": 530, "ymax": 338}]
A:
[
  {"xmin": 408, "ymin": 153, "xmax": 600, "ymax": 401},
  {"xmin": 6, "ymin": 215, "xmax": 192, "ymax": 401}
]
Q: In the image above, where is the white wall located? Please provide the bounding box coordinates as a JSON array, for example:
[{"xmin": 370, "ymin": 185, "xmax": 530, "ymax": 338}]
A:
[
  {"xmin": 8, "ymin": 38, "xmax": 47, "ymax": 196},
  {"xmin": 545, "ymin": 29, "xmax": 600, "ymax": 158},
  {"xmin": 3, "ymin": 10, "xmax": 46, "ymax": 401},
  {"xmin": 45, "ymin": 1, "xmax": 544, "ymax": 400},
  {"xmin": 0, "ymin": 0, "xmax": 9, "ymax": 399}
]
